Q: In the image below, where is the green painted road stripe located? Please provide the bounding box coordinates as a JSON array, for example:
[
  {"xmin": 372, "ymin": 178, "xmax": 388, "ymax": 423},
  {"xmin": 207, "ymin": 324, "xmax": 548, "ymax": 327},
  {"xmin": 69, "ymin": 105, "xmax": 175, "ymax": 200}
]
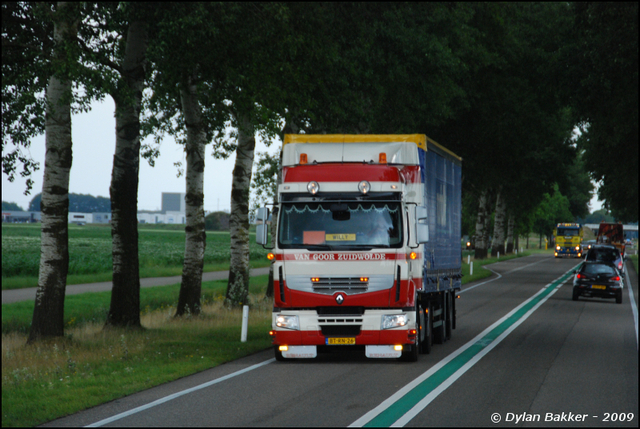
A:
[{"xmin": 352, "ymin": 265, "xmax": 580, "ymax": 428}]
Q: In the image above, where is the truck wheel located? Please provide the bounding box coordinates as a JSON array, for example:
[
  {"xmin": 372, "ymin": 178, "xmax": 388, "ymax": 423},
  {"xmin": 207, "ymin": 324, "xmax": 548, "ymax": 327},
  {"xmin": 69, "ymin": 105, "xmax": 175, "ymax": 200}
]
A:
[
  {"xmin": 274, "ymin": 346, "xmax": 285, "ymax": 361},
  {"xmin": 452, "ymin": 292, "xmax": 457, "ymax": 330},
  {"xmin": 402, "ymin": 343, "xmax": 419, "ymax": 362},
  {"xmin": 433, "ymin": 297, "xmax": 446, "ymax": 345},
  {"xmin": 445, "ymin": 292, "xmax": 452, "ymax": 341},
  {"xmin": 418, "ymin": 302, "xmax": 432, "ymax": 354}
]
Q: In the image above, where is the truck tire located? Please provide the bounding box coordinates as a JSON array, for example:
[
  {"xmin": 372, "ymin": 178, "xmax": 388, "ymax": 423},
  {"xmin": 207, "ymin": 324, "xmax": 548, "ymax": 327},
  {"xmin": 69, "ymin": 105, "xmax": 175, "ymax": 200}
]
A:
[
  {"xmin": 274, "ymin": 346, "xmax": 285, "ymax": 361},
  {"xmin": 452, "ymin": 292, "xmax": 457, "ymax": 330},
  {"xmin": 433, "ymin": 296, "xmax": 446, "ymax": 345},
  {"xmin": 402, "ymin": 343, "xmax": 419, "ymax": 362},
  {"xmin": 418, "ymin": 302, "xmax": 432, "ymax": 354},
  {"xmin": 445, "ymin": 292, "xmax": 452, "ymax": 341}
]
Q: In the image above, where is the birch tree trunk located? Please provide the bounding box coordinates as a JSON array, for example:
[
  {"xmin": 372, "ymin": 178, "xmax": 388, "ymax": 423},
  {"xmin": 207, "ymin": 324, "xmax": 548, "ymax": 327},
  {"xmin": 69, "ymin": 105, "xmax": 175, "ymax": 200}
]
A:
[
  {"xmin": 28, "ymin": 2, "xmax": 76, "ymax": 343},
  {"xmin": 506, "ymin": 214, "xmax": 515, "ymax": 253},
  {"xmin": 491, "ymin": 188, "xmax": 506, "ymax": 257},
  {"xmin": 474, "ymin": 189, "xmax": 489, "ymax": 260},
  {"xmin": 482, "ymin": 193, "xmax": 492, "ymax": 252},
  {"xmin": 225, "ymin": 112, "xmax": 256, "ymax": 307},
  {"xmin": 176, "ymin": 77, "xmax": 206, "ymax": 316},
  {"xmin": 106, "ymin": 21, "xmax": 148, "ymax": 328}
]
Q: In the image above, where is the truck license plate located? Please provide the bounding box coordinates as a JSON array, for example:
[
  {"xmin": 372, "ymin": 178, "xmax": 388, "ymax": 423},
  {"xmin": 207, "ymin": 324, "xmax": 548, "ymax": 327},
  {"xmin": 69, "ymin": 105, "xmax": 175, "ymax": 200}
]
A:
[
  {"xmin": 326, "ymin": 337, "xmax": 355, "ymax": 345},
  {"xmin": 591, "ymin": 285, "xmax": 606, "ymax": 290}
]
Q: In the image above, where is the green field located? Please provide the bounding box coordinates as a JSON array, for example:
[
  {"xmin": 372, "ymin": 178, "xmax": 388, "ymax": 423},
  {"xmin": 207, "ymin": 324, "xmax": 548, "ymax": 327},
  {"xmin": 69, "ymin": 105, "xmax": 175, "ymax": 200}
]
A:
[{"xmin": 1, "ymin": 223, "xmax": 270, "ymax": 290}]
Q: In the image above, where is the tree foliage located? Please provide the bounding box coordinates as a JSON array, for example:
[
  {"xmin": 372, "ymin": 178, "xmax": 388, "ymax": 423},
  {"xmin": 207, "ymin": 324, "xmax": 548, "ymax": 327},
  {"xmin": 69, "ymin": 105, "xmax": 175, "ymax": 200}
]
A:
[
  {"xmin": 2, "ymin": 201, "xmax": 25, "ymax": 211},
  {"xmin": 1, "ymin": 2, "xmax": 51, "ymax": 195},
  {"xmin": 28, "ymin": 192, "xmax": 110, "ymax": 212},
  {"xmin": 205, "ymin": 211, "xmax": 230, "ymax": 231},
  {"xmin": 532, "ymin": 184, "xmax": 574, "ymax": 240},
  {"xmin": 569, "ymin": 2, "xmax": 638, "ymax": 221}
]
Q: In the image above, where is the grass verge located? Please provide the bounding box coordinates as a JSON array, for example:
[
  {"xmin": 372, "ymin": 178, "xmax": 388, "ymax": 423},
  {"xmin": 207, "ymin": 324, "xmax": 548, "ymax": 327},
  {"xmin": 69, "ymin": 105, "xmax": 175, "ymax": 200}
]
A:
[
  {"xmin": 461, "ymin": 248, "xmax": 550, "ymax": 283},
  {"xmin": 2, "ymin": 275, "xmax": 273, "ymax": 427}
]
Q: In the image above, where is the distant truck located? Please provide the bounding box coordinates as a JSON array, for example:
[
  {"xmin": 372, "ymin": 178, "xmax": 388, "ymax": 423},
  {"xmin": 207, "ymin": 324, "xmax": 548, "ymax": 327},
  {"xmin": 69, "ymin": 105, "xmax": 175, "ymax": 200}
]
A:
[
  {"xmin": 597, "ymin": 222, "xmax": 626, "ymax": 258},
  {"xmin": 554, "ymin": 223, "xmax": 583, "ymax": 258},
  {"xmin": 255, "ymin": 134, "xmax": 462, "ymax": 361}
]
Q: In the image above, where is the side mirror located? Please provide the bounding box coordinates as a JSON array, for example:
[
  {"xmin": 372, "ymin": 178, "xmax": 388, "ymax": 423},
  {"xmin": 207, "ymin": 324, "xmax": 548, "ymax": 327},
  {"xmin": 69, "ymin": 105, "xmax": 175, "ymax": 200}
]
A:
[
  {"xmin": 256, "ymin": 207, "xmax": 270, "ymax": 245},
  {"xmin": 415, "ymin": 206, "xmax": 429, "ymax": 244}
]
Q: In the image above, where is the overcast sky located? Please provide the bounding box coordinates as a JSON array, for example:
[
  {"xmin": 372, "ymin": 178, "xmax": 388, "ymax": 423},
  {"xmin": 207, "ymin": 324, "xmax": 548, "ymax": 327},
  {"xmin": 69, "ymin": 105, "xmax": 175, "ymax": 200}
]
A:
[
  {"xmin": 2, "ymin": 98, "xmax": 602, "ymax": 213},
  {"xmin": 2, "ymin": 98, "xmax": 280, "ymax": 213}
]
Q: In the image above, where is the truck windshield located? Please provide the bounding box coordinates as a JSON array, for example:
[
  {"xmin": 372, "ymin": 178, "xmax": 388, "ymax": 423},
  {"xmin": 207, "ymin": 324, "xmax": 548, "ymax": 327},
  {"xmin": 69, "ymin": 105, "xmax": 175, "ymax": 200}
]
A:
[
  {"xmin": 278, "ymin": 201, "xmax": 403, "ymax": 249},
  {"xmin": 557, "ymin": 228, "xmax": 579, "ymax": 236}
]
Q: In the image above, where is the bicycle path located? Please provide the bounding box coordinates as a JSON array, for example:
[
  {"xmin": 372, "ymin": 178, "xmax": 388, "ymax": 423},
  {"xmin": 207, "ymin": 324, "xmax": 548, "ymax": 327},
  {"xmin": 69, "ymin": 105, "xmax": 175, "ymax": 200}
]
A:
[{"xmin": 1, "ymin": 267, "xmax": 271, "ymax": 305}]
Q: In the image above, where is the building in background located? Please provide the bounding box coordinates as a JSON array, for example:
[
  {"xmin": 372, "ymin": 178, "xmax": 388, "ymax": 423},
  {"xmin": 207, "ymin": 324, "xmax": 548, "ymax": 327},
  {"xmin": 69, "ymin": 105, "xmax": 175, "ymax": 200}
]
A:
[
  {"xmin": 1, "ymin": 211, "xmax": 41, "ymax": 223},
  {"xmin": 136, "ymin": 192, "xmax": 186, "ymax": 224},
  {"xmin": 3, "ymin": 193, "xmax": 186, "ymax": 225}
]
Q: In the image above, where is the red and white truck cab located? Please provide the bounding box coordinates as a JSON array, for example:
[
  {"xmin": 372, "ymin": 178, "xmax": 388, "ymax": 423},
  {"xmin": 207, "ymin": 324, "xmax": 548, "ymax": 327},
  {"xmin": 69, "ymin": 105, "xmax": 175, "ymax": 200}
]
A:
[{"xmin": 256, "ymin": 134, "xmax": 462, "ymax": 361}]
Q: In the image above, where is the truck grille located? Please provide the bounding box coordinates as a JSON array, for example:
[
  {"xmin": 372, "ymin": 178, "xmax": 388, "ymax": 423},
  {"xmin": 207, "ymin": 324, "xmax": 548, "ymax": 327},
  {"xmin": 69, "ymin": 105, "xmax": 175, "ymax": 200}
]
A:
[
  {"xmin": 321, "ymin": 325, "xmax": 362, "ymax": 336},
  {"xmin": 318, "ymin": 316, "xmax": 364, "ymax": 324},
  {"xmin": 312, "ymin": 277, "xmax": 368, "ymax": 294}
]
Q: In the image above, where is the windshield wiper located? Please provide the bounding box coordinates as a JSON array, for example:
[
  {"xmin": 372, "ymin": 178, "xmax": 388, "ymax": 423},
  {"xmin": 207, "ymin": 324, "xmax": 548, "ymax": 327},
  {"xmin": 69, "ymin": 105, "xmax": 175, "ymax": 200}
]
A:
[
  {"xmin": 303, "ymin": 244, "xmax": 333, "ymax": 251},
  {"xmin": 329, "ymin": 245, "xmax": 374, "ymax": 251}
]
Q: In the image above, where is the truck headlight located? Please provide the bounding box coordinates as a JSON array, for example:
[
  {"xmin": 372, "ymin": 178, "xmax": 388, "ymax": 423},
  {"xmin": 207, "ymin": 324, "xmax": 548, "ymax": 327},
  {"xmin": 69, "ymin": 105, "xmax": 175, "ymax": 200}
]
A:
[
  {"xmin": 381, "ymin": 314, "xmax": 408, "ymax": 330},
  {"xmin": 358, "ymin": 180, "xmax": 371, "ymax": 194},
  {"xmin": 307, "ymin": 181, "xmax": 319, "ymax": 195},
  {"xmin": 275, "ymin": 314, "xmax": 300, "ymax": 330}
]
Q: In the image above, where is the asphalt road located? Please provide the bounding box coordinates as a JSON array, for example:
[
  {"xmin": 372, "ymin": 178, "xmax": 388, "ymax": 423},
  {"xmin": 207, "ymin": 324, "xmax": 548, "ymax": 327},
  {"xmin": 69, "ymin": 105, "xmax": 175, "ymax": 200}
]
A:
[
  {"xmin": 42, "ymin": 255, "xmax": 638, "ymax": 427},
  {"xmin": 1, "ymin": 267, "xmax": 271, "ymax": 304}
]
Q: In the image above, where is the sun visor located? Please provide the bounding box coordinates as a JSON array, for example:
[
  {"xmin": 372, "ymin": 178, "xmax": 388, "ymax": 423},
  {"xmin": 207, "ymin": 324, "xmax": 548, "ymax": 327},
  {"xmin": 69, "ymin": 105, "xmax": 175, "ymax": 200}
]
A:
[
  {"xmin": 282, "ymin": 141, "xmax": 420, "ymax": 166},
  {"xmin": 282, "ymin": 143, "xmax": 339, "ymax": 166},
  {"xmin": 342, "ymin": 142, "xmax": 419, "ymax": 165}
]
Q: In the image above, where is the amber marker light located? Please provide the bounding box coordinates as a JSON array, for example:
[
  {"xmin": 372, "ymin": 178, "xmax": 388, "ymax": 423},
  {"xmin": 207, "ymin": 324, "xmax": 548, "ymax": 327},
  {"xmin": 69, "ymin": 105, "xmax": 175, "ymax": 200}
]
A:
[
  {"xmin": 299, "ymin": 153, "xmax": 308, "ymax": 164},
  {"xmin": 360, "ymin": 277, "xmax": 369, "ymax": 282},
  {"xmin": 311, "ymin": 277, "xmax": 320, "ymax": 282},
  {"xmin": 379, "ymin": 152, "xmax": 387, "ymax": 164},
  {"xmin": 394, "ymin": 345, "xmax": 403, "ymax": 351},
  {"xmin": 267, "ymin": 253, "xmax": 275, "ymax": 261},
  {"xmin": 409, "ymin": 252, "xmax": 418, "ymax": 260}
]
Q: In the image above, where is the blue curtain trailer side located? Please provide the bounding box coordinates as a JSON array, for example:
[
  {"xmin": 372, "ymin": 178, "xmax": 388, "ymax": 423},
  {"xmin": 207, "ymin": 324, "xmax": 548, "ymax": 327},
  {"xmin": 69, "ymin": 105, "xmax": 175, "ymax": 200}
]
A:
[{"xmin": 416, "ymin": 139, "xmax": 462, "ymax": 345}]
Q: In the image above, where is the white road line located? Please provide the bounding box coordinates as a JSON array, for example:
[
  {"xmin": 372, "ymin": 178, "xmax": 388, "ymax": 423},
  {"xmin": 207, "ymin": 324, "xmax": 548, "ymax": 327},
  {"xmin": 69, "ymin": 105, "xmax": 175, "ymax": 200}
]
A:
[
  {"xmin": 350, "ymin": 267, "xmax": 575, "ymax": 427},
  {"xmin": 86, "ymin": 358, "xmax": 275, "ymax": 427},
  {"xmin": 624, "ymin": 262, "xmax": 639, "ymax": 350},
  {"xmin": 391, "ymin": 276, "xmax": 571, "ymax": 427},
  {"xmin": 457, "ymin": 268, "xmax": 501, "ymax": 294},
  {"xmin": 502, "ymin": 256, "xmax": 549, "ymax": 275},
  {"xmin": 460, "ymin": 256, "xmax": 570, "ymax": 295}
]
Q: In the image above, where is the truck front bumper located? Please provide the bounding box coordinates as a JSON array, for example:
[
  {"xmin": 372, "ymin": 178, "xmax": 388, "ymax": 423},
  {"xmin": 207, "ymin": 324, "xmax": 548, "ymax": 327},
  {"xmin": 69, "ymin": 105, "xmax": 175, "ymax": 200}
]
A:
[
  {"xmin": 270, "ymin": 309, "xmax": 417, "ymax": 347},
  {"xmin": 555, "ymin": 247, "xmax": 582, "ymax": 258}
]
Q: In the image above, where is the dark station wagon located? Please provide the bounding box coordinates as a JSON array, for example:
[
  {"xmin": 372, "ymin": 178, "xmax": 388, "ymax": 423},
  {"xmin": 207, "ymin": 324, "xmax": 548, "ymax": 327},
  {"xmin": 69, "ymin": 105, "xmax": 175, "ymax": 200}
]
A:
[{"xmin": 584, "ymin": 244, "xmax": 625, "ymax": 277}]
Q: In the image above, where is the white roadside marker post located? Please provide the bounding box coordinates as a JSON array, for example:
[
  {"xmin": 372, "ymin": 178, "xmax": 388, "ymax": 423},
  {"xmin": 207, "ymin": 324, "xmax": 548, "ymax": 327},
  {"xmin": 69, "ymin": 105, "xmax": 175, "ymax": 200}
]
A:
[{"xmin": 241, "ymin": 305, "xmax": 249, "ymax": 342}]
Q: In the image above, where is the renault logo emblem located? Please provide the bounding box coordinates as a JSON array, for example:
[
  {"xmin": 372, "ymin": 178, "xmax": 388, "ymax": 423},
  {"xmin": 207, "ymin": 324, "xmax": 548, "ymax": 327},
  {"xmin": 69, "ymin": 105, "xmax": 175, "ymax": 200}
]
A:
[{"xmin": 335, "ymin": 294, "xmax": 344, "ymax": 305}]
